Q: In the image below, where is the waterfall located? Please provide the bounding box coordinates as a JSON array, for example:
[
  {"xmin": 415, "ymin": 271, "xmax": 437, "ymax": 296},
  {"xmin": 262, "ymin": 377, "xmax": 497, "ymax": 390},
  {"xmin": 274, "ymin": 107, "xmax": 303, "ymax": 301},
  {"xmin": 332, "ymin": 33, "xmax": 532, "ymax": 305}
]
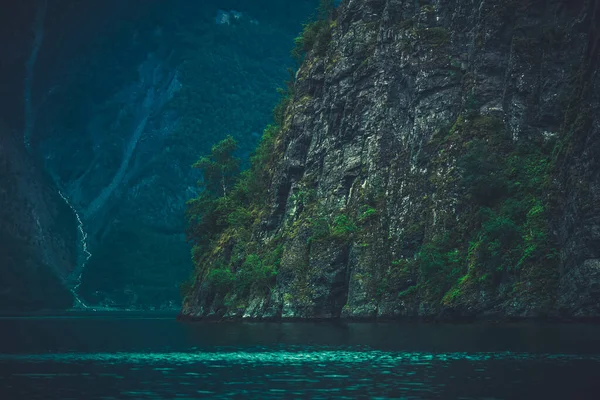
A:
[
  {"xmin": 23, "ymin": 0, "xmax": 92, "ymax": 309},
  {"xmin": 23, "ymin": 0, "xmax": 47, "ymax": 151},
  {"xmin": 58, "ymin": 191, "xmax": 93, "ymax": 309}
]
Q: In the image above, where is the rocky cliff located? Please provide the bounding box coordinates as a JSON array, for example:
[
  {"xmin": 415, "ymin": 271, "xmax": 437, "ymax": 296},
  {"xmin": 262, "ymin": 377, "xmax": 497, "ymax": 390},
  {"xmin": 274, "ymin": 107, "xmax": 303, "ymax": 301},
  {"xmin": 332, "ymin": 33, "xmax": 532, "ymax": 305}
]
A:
[{"xmin": 181, "ymin": 0, "xmax": 600, "ymax": 320}]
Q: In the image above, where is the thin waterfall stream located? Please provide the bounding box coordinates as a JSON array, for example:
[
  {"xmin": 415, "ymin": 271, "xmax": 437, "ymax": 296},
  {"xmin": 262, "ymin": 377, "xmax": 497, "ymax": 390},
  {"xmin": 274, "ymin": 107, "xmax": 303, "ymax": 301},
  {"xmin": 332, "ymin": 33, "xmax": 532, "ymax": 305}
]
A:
[
  {"xmin": 22, "ymin": 0, "xmax": 93, "ymax": 310},
  {"xmin": 57, "ymin": 191, "xmax": 92, "ymax": 309}
]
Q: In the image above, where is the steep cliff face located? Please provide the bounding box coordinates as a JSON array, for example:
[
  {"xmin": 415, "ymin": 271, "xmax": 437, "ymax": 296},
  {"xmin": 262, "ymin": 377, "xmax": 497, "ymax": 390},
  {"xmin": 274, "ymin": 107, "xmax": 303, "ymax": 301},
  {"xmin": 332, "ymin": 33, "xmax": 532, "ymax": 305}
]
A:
[
  {"xmin": 0, "ymin": 129, "xmax": 77, "ymax": 311},
  {"xmin": 182, "ymin": 0, "xmax": 600, "ymax": 320}
]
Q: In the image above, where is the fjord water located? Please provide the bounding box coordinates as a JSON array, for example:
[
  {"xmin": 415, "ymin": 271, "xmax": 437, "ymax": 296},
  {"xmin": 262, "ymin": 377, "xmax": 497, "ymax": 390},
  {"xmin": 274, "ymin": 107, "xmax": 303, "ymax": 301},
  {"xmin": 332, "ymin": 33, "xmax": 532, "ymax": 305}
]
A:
[{"xmin": 1, "ymin": 315, "xmax": 600, "ymax": 399}]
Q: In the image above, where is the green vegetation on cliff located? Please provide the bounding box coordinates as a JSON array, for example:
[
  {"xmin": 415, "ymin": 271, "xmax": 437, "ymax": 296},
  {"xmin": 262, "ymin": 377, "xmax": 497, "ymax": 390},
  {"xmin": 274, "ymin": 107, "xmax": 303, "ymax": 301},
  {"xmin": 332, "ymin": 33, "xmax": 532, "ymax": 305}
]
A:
[
  {"xmin": 183, "ymin": 0, "xmax": 336, "ymax": 309},
  {"xmin": 182, "ymin": 0, "xmax": 595, "ymax": 319},
  {"xmin": 183, "ymin": 122, "xmax": 286, "ymax": 306},
  {"xmin": 404, "ymin": 113, "xmax": 560, "ymax": 309},
  {"xmin": 291, "ymin": 0, "xmax": 335, "ymax": 62}
]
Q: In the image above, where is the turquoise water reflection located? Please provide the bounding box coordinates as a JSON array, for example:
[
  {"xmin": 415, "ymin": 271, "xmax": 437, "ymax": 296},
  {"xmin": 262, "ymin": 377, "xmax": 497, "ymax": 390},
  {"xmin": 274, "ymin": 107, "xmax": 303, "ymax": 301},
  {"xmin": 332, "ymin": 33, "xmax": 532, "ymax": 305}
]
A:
[
  {"xmin": 3, "ymin": 349, "xmax": 600, "ymax": 364},
  {"xmin": 1, "ymin": 316, "xmax": 600, "ymax": 399}
]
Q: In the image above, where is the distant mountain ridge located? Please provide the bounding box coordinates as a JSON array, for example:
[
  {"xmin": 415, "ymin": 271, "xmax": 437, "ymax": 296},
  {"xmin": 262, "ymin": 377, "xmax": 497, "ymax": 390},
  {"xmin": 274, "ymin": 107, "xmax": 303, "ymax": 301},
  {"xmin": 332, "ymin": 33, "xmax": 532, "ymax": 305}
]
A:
[{"xmin": 0, "ymin": 0, "xmax": 317, "ymax": 311}]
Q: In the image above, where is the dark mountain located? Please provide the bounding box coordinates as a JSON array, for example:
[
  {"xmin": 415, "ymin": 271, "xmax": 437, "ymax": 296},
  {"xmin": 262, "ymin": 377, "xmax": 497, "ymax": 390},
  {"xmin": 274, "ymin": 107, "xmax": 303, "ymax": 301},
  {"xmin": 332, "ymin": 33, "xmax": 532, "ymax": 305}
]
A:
[{"xmin": 0, "ymin": 0, "xmax": 317, "ymax": 311}]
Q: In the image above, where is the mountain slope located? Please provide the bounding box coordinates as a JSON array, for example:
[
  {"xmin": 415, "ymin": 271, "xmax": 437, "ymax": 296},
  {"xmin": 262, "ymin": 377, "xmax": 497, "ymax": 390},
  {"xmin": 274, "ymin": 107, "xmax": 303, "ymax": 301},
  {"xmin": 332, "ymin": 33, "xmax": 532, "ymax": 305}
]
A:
[{"xmin": 0, "ymin": 129, "xmax": 77, "ymax": 311}]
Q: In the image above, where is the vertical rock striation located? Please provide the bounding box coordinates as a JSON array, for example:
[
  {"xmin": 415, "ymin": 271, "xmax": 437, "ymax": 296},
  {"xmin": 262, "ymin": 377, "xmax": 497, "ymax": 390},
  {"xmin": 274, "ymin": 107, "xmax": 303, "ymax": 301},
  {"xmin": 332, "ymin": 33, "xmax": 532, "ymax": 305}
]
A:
[{"xmin": 182, "ymin": 0, "xmax": 600, "ymax": 320}]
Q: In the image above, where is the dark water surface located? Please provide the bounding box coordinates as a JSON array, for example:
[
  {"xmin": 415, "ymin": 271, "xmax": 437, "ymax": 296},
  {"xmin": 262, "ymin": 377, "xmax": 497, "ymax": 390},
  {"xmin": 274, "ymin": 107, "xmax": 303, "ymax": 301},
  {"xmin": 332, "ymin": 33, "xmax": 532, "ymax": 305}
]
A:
[{"xmin": 1, "ymin": 314, "xmax": 600, "ymax": 399}]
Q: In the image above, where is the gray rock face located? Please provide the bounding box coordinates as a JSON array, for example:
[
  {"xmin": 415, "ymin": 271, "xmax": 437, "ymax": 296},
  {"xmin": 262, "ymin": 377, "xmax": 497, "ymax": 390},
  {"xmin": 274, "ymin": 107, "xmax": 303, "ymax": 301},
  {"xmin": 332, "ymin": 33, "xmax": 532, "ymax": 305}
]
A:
[
  {"xmin": 182, "ymin": 0, "xmax": 600, "ymax": 320},
  {"xmin": 556, "ymin": 66, "xmax": 600, "ymax": 316}
]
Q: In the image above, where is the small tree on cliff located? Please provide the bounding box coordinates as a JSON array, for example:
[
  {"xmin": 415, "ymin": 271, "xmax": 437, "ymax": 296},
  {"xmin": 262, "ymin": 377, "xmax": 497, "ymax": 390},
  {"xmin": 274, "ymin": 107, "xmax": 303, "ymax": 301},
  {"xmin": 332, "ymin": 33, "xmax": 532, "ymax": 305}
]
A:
[
  {"xmin": 193, "ymin": 135, "xmax": 240, "ymax": 198},
  {"xmin": 186, "ymin": 136, "xmax": 240, "ymax": 252}
]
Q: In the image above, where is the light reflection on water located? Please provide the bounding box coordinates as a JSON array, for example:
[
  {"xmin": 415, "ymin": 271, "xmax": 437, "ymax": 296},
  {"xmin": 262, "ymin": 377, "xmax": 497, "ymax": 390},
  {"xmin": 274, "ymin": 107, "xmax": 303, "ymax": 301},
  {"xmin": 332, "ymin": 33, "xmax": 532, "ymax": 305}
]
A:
[
  {"xmin": 3, "ymin": 349, "xmax": 600, "ymax": 364},
  {"xmin": 1, "ymin": 317, "xmax": 600, "ymax": 399},
  {"xmin": 2, "ymin": 349, "xmax": 600, "ymax": 399}
]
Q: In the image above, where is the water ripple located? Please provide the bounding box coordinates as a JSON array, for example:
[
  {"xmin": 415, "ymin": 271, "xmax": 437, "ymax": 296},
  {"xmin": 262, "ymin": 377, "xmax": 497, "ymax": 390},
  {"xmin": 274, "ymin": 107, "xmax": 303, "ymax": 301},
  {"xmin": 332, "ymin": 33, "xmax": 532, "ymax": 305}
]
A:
[{"xmin": 2, "ymin": 350, "xmax": 600, "ymax": 365}]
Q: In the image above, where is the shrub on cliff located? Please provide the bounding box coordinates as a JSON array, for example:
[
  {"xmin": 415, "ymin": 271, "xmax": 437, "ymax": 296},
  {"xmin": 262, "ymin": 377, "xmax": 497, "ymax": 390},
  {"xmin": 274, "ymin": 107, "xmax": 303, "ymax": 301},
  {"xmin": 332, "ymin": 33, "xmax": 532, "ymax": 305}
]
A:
[
  {"xmin": 185, "ymin": 101, "xmax": 286, "ymax": 304},
  {"xmin": 291, "ymin": 0, "xmax": 335, "ymax": 62}
]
